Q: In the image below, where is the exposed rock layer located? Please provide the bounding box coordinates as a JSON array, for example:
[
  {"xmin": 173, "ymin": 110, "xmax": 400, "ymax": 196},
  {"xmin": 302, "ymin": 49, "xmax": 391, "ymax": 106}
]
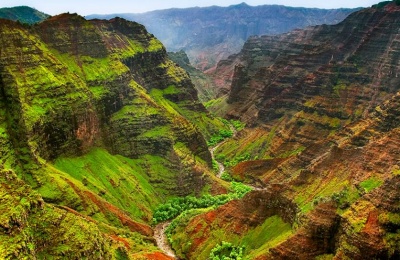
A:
[{"xmin": 171, "ymin": 3, "xmax": 400, "ymax": 259}]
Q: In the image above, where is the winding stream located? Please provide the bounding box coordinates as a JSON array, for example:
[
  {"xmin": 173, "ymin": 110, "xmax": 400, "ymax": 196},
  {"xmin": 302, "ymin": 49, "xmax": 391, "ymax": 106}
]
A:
[
  {"xmin": 154, "ymin": 221, "xmax": 176, "ymax": 258},
  {"xmin": 210, "ymin": 142, "xmax": 226, "ymax": 177},
  {"xmin": 153, "ymin": 126, "xmax": 237, "ymax": 258}
]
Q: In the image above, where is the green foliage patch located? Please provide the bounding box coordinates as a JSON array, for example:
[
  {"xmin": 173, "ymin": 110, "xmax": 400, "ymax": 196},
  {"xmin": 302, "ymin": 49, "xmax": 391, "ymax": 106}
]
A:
[
  {"xmin": 152, "ymin": 182, "xmax": 252, "ymax": 224},
  {"xmin": 216, "ymin": 153, "xmax": 252, "ymax": 168},
  {"xmin": 229, "ymin": 119, "xmax": 246, "ymax": 131},
  {"xmin": 209, "ymin": 241, "xmax": 245, "ymax": 260},
  {"xmin": 240, "ymin": 215, "xmax": 293, "ymax": 258},
  {"xmin": 207, "ymin": 129, "xmax": 234, "ymax": 146},
  {"xmin": 359, "ymin": 177, "xmax": 383, "ymax": 192}
]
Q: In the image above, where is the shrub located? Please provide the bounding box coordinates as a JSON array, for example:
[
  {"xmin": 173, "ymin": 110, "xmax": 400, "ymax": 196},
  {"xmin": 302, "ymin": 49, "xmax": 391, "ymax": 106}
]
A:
[
  {"xmin": 209, "ymin": 241, "xmax": 245, "ymax": 260},
  {"xmin": 221, "ymin": 172, "xmax": 233, "ymax": 182},
  {"xmin": 230, "ymin": 120, "xmax": 246, "ymax": 131},
  {"xmin": 207, "ymin": 129, "xmax": 233, "ymax": 146}
]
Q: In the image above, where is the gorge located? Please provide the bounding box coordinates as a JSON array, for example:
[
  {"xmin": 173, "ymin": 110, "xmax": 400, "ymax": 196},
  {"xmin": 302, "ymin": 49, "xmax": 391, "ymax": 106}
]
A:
[{"xmin": 0, "ymin": 1, "xmax": 400, "ymax": 259}]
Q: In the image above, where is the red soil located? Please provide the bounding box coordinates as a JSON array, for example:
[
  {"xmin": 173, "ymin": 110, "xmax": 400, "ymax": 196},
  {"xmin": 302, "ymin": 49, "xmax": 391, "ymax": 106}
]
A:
[
  {"xmin": 84, "ymin": 190, "xmax": 153, "ymax": 237},
  {"xmin": 142, "ymin": 252, "xmax": 175, "ymax": 260}
]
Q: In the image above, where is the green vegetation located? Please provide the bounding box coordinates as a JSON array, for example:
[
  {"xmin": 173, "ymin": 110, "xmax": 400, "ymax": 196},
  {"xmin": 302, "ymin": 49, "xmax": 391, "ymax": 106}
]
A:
[
  {"xmin": 240, "ymin": 215, "xmax": 293, "ymax": 258},
  {"xmin": 359, "ymin": 177, "xmax": 383, "ymax": 192},
  {"xmin": 277, "ymin": 146, "xmax": 306, "ymax": 159},
  {"xmin": 228, "ymin": 119, "xmax": 246, "ymax": 131},
  {"xmin": 213, "ymin": 126, "xmax": 277, "ymax": 169},
  {"xmin": 207, "ymin": 129, "xmax": 234, "ymax": 146},
  {"xmin": 216, "ymin": 153, "xmax": 252, "ymax": 167},
  {"xmin": 331, "ymin": 186, "xmax": 361, "ymax": 211},
  {"xmin": 0, "ymin": 6, "xmax": 49, "ymax": 24},
  {"xmin": 221, "ymin": 172, "xmax": 234, "ymax": 182},
  {"xmin": 168, "ymin": 211, "xmax": 293, "ymax": 259},
  {"xmin": 209, "ymin": 241, "xmax": 245, "ymax": 260},
  {"xmin": 294, "ymin": 177, "xmax": 352, "ymax": 213},
  {"xmin": 207, "ymin": 118, "xmax": 246, "ymax": 146},
  {"xmin": 54, "ymin": 148, "xmax": 175, "ymax": 222},
  {"xmin": 165, "ymin": 207, "xmax": 210, "ymax": 247},
  {"xmin": 150, "ymin": 85, "xmax": 228, "ymax": 139},
  {"xmin": 212, "ymin": 159, "xmax": 220, "ymax": 172},
  {"xmin": 152, "ymin": 182, "xmax": 252, "ymax": 224}
]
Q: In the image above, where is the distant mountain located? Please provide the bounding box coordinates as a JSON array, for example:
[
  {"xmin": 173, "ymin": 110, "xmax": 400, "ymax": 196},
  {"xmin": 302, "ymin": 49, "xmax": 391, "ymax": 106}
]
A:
[
  {"xmin": 87, "ymin": 3, "xmax": 359, "ymax": 70},
  {"xmin": 0, "ymin": 6, "xmax": 49, "ymax": 24}
]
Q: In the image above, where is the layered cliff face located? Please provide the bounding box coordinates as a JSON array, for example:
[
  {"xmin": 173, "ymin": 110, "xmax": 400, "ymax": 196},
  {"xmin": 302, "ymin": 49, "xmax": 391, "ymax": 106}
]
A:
[
  {"xmin": 0, "ymin": 14, "xmax": 225, "ymax": 258},
  {"xmin": 166, "ymin": 3, "xmax": 400, "ymax": 259},
  {"xmin": 212, "ymin": 2, "xmax": 400, "ymax": 163}
]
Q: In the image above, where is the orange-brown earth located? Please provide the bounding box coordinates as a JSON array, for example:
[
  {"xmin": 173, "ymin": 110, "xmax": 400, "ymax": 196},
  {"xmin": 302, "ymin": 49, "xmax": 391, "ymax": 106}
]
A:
[{"xmin": 168, "ymin": 3, "xmax": 400, "ymax": 259}]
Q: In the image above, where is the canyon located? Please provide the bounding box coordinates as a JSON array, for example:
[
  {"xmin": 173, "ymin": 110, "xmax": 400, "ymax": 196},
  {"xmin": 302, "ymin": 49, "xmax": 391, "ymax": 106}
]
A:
[{"xmin": 0, "ymin": 1, "xmax": 399, "ymax": 260}]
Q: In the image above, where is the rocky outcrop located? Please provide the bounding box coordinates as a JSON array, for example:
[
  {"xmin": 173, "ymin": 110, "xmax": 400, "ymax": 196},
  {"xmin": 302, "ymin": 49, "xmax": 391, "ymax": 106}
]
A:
[{"xmin": 169, "ymin": 187, "xmax": 298, "ymax": 259}]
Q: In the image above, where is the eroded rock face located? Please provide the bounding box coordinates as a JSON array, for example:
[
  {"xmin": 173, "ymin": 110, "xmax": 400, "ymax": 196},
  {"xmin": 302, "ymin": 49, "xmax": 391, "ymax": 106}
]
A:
[
  {"xmin": 213, "ymin": 3, "xmax": 400, "ymax": 158},
  {"xmin": 0, "ymin": 14, "xmax": 216, "ymax": 258},
  {"xmin": 169, "ymin": 188, "xmax": 298, "ymax": 259},
  {"xmin": 168, "ymin": 4, "xmax": 400, "ymax": 259}
]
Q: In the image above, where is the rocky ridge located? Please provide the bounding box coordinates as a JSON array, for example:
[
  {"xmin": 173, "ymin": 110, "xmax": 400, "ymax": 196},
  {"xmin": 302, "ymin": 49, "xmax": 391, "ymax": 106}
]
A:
[{"xmin": 0, "ymin": 14, "xmax": 226, "ymax": 258}]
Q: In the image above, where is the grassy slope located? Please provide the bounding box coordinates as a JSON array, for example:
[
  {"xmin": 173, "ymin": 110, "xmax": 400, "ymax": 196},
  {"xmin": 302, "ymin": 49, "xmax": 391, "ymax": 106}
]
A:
[{"xmin": 0, "ymin": 16, "xmax": 231, "ymax": 258}]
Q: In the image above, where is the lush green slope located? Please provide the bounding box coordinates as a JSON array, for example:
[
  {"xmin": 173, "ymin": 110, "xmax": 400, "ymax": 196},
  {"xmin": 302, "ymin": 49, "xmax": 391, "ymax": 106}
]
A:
[{"xmin": 0, "ymin": 14, "xmax": 228, "ymax": 258}]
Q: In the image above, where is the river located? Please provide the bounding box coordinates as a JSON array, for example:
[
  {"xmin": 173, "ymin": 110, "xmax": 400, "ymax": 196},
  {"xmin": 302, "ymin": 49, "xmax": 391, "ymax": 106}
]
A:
[{"xmin": 153, "ymin": 126, "xmax": 237, "ymax": 258}]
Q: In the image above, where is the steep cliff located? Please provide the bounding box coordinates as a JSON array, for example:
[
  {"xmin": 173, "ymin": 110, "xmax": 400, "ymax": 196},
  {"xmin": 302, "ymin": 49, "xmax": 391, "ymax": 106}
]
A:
[
  {"xmin": 166, "ymin": 3, "xmax": 400, "ymax": 259},
  {"xmin": 212, "ymin": 2, "xmax": 400, "ymax": 164},
  {"xmin": 0, "ymin": 14, "xmax": 225, "ymax": 258}
]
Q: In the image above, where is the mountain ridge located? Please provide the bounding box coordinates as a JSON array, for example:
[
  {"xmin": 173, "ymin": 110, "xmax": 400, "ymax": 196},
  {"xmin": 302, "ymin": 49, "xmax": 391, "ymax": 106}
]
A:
[{"xmin": 87, "ymin": 3, "xmax": 359, "ymax": 71}]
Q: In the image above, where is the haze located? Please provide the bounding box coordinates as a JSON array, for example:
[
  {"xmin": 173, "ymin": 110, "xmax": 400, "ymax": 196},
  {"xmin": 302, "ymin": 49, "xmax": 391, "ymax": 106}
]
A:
[{"xmin": 1, "ymin": 0, "xmax": 380, "ymax": 15}]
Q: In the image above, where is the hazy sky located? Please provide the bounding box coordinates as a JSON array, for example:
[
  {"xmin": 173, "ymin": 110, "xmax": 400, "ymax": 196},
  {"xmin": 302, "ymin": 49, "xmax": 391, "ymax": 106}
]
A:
[{"xmin": 1, "ymin": 0, "xmax": 381, "ymax": 15}]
